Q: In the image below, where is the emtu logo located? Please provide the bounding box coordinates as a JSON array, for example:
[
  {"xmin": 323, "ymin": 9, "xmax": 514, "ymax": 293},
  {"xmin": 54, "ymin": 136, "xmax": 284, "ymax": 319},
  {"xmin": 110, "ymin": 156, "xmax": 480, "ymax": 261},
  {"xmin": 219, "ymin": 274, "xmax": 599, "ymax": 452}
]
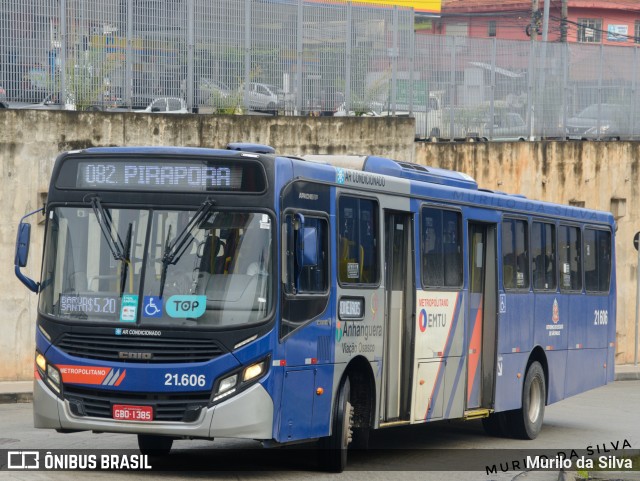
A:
[{"xmin": 418, "ymin": 309, "xmax": 428, "ymax": 333}]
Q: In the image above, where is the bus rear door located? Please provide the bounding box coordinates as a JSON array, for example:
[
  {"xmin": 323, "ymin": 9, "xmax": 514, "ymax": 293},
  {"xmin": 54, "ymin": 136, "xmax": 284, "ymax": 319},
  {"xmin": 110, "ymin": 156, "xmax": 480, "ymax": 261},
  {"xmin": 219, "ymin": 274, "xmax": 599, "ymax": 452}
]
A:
[
  {"xmin": 467, "ymin": 222, "xmax": 498, "ymax": 411},
  {"xmin": 381, "ymin": 211, "xmax": 415, "ymax": 422}
]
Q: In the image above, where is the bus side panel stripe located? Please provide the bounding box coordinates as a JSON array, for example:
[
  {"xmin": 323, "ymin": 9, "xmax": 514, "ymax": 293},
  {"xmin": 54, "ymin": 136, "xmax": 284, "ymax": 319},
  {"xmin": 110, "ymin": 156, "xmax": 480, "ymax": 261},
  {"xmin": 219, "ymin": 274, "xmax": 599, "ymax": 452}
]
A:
[
  {"xmin": 444, "ymin": 295, "xmax": 466, "ymax": 418},
  {"xmin": 424, "ymin": 293, "xmax": 460, "ymax": 421},
  {"xmin": 467, "ymin": 299, "xmax": 483, "ymax": 404}
]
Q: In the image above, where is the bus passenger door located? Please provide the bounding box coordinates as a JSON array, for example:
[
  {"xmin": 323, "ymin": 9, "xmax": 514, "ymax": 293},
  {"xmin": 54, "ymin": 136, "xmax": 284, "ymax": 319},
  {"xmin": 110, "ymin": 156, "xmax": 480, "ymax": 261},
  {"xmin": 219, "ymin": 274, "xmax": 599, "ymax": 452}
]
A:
[
  {"xmin": 467, "ymin": 222, "xmax": 498, "ymax": 410},
  {"xmin": 382, "ymin": 212, "xmax": 414, "ymax": 422}
]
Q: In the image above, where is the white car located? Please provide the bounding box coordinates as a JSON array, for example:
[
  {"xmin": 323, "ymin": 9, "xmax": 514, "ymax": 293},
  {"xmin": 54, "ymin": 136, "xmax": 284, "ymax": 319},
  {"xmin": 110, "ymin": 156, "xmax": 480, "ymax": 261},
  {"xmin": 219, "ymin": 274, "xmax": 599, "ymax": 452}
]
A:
[
  {"xmin": 15, "ymin": 92, "xmax": 76, "ymax": 111},
  {"xmin": 135, "ymin": 97, "xmax": 188, "ymax": 114},
  {"xmin": 243, "ymin": 82, "xmax": 282, "ymax": 113}
]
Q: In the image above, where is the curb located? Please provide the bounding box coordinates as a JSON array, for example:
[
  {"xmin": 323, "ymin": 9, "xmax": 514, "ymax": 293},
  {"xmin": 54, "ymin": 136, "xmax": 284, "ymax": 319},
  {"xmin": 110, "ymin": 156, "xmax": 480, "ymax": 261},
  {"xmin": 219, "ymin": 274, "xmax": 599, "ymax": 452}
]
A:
[
  {"xmin": 615, "ymin": 371, "xmax": 640, "ymax": 381},
  {"xmin": 0, "ymin": 392, "xmax": 33, "ymax": 404}
]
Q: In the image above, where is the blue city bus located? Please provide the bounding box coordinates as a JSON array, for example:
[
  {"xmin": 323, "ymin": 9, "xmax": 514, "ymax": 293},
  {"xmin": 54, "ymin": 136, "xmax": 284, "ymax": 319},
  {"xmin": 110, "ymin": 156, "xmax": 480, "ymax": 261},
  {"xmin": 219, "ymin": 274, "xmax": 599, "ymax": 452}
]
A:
[{"xmin": 15, "ymin": 145, "xmax": 616, "ymax": 471}]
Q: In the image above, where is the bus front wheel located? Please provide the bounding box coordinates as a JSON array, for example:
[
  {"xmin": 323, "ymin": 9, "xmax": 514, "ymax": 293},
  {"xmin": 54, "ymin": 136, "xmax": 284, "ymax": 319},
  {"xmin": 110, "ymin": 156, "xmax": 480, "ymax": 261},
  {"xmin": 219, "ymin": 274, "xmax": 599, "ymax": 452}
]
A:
[
  {"xmin": 137, "ymin": 434, "xmax": 173, "ymax": 456},
  {"xmin": 508, "ymin": 361, "xmax": 545, "ymax": 439},
  {"xmin": 319, "ymin": 376, "xmax": 354, "ymax": 472}
]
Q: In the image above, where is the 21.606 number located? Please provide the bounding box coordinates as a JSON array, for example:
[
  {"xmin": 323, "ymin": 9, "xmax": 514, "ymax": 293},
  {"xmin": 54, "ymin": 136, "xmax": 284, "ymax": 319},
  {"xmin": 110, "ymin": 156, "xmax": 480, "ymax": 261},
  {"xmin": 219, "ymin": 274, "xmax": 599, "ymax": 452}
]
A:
[{"xmin": 164, "ymin": 373, "xmax": 206, "ymax": 387}]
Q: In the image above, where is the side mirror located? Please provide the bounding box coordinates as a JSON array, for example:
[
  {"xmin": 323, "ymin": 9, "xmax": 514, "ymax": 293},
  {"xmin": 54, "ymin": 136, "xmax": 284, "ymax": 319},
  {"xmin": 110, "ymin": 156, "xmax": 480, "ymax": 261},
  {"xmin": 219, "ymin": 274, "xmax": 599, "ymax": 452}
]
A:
[
  {"xmin": 14, "ymin": 209, "xmax": 42, "ymax": 293},
  {"xmin": 15, "ymin": 222, "xmax": 31, "ymax": 268}
]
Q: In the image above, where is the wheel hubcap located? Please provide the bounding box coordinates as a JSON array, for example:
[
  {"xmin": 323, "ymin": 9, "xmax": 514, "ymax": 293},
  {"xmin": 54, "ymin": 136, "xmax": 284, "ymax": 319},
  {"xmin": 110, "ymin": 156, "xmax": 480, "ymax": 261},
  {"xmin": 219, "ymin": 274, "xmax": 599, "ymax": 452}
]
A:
[
  {"xmin": 343, "ymin": 401, "xmax": 354, "ymax": 448},
  {"xmin": 528, "ymin": 377, "xmax": 542, "ymax": 423}
]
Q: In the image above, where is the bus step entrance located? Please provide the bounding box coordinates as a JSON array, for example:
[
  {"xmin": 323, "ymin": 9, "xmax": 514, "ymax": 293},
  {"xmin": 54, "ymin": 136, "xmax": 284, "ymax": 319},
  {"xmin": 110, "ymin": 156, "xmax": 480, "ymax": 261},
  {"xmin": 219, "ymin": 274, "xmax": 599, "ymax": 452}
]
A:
[{"xmin": 463, "ymin": 409, "xmax": 493, "ymax": 420}]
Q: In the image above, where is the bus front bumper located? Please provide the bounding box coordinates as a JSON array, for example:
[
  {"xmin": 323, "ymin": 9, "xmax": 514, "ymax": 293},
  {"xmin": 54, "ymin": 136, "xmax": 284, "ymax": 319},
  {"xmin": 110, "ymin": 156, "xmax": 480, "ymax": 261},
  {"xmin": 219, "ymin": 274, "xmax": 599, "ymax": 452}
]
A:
[{"xmin": 33, "ymin": 379, "xmax": 274, "ymax": 440}]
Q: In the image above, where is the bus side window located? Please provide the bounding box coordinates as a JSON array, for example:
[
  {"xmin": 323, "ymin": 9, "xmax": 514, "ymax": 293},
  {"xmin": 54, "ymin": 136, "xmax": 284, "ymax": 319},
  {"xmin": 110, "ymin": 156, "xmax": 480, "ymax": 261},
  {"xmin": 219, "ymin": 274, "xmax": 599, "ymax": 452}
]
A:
[
  {"xmin": 584, "ymin": 228, "xmax": 611, "ymax": 292},
  {"xmin": 421, "ymin": 207, "xmax": 462, "ymax": 289},
  {"xmin": 283, "ymin": 214, "xmax": 328, "ymax": 294},
  {"xmin": 532, "ymin": 222, "xmax": 556, "ymax": 291},
  {"xmin": 338, "ymin": 196, "xmax": 379, "ymax": 286},
  {"xmin": 502, "ymin": 218, "xmax": 529, "ymax": 290},
  {"xmin": 559, "ymin": 225, "xmax": 582, "ymax": 292}
]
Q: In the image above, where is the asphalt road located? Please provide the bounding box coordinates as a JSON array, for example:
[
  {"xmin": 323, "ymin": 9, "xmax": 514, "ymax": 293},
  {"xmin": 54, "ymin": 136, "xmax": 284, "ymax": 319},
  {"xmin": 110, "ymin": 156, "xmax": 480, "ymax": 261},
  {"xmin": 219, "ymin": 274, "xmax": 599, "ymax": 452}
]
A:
[{"xmin": 1, "ymin": 381, "xmax": 640, "ymax": 481}]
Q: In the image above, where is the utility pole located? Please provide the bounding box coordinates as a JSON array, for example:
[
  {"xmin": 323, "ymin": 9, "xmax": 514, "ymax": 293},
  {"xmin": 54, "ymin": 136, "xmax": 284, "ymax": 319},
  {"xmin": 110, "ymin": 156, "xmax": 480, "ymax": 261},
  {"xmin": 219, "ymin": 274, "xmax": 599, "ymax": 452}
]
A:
[
  {"xmin": 530, "ymin": 0, "xmax": 539, "ymax": 41},
  {"xmin": 542, "ymin": 0, "xmax": 550, "ymax": 42},
  {"xmin": 561, "ymin": 0, "xmax": 568, "ymax": 42}
]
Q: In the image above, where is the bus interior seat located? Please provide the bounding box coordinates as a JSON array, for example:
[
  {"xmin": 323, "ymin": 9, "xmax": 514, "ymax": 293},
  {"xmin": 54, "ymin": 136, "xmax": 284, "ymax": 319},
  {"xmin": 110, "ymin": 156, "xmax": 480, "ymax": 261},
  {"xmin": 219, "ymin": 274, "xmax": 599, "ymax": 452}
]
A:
[
  {"xmin": 339, "ymin": 236, "xmax": 363, "ymax": 281},
  {"xmin": 503, "ymin": 265, "xmax": 514, "ymax": 289}
]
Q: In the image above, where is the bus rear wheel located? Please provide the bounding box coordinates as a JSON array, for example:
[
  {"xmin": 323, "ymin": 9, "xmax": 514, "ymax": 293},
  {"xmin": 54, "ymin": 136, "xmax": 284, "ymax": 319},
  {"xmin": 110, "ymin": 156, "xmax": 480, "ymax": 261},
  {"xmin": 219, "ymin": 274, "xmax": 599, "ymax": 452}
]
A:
[
  {"xmin": 137, "ymin": 434, "xmax": 173, "ymax": 456},
  {"xmin": 508, "ymin": 361, "xmax": 545, "ymax": 439},
  {"xmin": 319, "ymin": 376, "xmax": 354, "ymax": 472}
]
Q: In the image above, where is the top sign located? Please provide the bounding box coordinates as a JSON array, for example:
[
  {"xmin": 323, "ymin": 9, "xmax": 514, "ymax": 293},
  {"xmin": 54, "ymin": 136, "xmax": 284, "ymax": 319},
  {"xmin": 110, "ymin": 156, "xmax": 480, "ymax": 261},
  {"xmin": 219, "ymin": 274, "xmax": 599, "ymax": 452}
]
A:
[
  {"xmin": 77, "ymin": 162, "xmax": 242, "ymax": 191},
  {"xmin": 56, "ymin": 157, "xmax": 267, "ymax": 193}
]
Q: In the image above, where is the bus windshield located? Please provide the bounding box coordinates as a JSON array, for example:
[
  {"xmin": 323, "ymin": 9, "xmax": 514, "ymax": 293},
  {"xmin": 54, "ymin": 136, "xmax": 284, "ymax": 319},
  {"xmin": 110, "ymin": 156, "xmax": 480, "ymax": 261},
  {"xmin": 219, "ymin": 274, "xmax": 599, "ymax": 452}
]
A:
[{"xmin": 39, "ymin": 206, "xmax": 273, "ymax": 328}]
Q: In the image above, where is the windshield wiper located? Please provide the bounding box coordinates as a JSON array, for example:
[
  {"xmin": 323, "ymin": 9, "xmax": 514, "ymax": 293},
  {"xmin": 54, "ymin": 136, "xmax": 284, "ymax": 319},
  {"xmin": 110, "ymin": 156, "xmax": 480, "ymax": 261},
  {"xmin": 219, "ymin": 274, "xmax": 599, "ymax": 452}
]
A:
[
  {"xmin": 159, "ymin": 199, "xmax": 215, "ymax": 299},
  {"xmin": 119, "ymin": 223, "xmax": 133, "ymax": 295},
  {"xmin": 89, "ymin": 196, "xmax": 134, "ymax": 296},
  {"xmin": 89, "ymin": 196, "xmax": 126, "ymax": 261}
]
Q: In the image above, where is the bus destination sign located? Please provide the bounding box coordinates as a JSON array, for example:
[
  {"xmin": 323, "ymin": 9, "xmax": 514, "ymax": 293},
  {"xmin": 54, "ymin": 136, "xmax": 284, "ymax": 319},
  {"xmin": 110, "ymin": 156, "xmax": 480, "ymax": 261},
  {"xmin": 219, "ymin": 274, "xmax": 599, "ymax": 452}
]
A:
[{"xmin": 76, "ymin": 161, "xmax": 244, "ymax": 192}]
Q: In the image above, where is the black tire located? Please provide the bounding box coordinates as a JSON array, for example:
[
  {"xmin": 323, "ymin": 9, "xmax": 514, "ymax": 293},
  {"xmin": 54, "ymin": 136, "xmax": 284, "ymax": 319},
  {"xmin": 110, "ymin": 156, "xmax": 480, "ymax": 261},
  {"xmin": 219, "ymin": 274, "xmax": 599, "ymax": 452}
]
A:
[
  {"xmin": 318, "ymin": 377, "xmax": 354, "ymax": 472},
  {"xmin": 351, "ymin": 427, "xmax": 370, "ymax": 450},
  {"xmin": 137, "ymin": 434, "xmax": 173, "ymax": 456},
  {"xmin": 481, "ymin": 412, "xmax": 510, "ymax": 437},
  {"xmin": 508, "ymin": 361, "xmax": 545, "ymax": 439}
]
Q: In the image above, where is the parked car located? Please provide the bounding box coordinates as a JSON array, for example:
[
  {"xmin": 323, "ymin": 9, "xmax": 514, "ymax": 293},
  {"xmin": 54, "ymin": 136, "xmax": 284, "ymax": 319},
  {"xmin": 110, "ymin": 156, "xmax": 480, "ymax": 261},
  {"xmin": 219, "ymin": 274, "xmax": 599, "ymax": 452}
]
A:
[
  {"xmin": 198, "ymin": 78, "xmax": 233, "ymax": 102},
  {"xmin": 15, "ymin": 92, "xmax": 76, "ymax": 111},
  {"xmin": 481, "ymin": 112, "xmax": 527, "ymax": 141},
  {"xmin": 134, "ymin": 97, "xmax": 188, "ymax": 114},
  {"xmin": 566, "ymin": 104, "xmax": 630, "ymax": 140},
  {"xmin": 242, "ymin": 82, "xmax": 283, "ymax": 114}
]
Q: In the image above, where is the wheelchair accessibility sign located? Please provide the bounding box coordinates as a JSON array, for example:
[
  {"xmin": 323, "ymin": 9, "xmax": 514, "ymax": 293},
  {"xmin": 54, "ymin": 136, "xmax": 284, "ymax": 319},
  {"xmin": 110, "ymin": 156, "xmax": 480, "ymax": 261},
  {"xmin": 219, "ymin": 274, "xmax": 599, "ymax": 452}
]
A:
[{"xmin": 143, "ymin": 296, "xmax": 163, "ymax": 318}]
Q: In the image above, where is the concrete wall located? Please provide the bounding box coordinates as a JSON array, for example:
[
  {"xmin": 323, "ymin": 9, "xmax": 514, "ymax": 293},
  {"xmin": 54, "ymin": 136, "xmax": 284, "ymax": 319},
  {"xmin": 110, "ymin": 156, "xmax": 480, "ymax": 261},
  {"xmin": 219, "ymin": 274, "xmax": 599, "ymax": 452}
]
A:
[{"xmin": 1, "ymin": 109, "xmax": 638, "ymax": 381}]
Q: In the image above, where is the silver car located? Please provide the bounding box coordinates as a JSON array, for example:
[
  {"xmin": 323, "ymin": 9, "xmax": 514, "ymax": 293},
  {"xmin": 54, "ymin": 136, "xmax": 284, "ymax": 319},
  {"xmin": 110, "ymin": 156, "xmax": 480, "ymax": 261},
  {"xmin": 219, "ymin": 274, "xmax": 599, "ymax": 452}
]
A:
[
  {"xmin": 243, "ymin": 82, "xmax": 283, "ymax": 114},
  {"xmin": 135, "ymin": 97, "xmax": 188, "ymax": 114}
]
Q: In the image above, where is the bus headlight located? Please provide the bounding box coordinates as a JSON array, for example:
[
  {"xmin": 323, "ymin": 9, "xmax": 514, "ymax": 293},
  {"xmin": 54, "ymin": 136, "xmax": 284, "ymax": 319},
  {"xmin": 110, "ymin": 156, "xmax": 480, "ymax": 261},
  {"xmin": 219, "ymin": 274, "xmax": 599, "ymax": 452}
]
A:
[
  {"xmin": 35, "ymin": 351, "xmax": 62, "ymax": 396},
  {"xmin": 214, "ymin": 374, "xmax": 238, "ymax": 401},
  {"xmin": 35, "ymin": 352, "xmax": 47, "ymax": 372},
  {"xmin": 47, "ymin": 364, "xmax": 61, "ymax": 389},
  {"xmin": 211, "ymin": 357, "xmax": 270, "ymax": 404},
  {"xmin": 243, "ymin": 360, "xmax": 266, "ymax": 382}
]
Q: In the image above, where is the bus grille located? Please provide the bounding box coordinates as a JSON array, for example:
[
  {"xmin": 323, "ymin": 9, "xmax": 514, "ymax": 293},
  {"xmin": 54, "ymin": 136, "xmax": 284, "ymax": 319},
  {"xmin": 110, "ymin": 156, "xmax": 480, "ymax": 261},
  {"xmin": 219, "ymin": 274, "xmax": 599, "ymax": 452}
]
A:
[
  {"xmin": 55, "ymin": 333, "xmax": 225, "ymax": 363},
  {"xmin": 64, "ymin": 386, "xmax": 210, "ymax": 422}
]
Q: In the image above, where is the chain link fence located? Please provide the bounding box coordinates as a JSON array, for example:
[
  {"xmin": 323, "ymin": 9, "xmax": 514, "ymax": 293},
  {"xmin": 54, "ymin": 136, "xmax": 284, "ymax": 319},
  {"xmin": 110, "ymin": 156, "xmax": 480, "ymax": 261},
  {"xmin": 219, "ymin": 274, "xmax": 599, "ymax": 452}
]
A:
[{"xmin": 2, "ymin": 0, "xmax": 640, "ymax": 140}]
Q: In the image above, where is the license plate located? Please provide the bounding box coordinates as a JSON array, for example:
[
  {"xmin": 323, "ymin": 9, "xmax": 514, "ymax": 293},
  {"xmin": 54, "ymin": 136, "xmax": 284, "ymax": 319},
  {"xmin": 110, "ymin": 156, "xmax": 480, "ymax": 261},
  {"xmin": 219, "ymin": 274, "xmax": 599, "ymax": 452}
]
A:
[{"xmin": 112, "ymin": 404, "xmax": 153, "ymax": 421}]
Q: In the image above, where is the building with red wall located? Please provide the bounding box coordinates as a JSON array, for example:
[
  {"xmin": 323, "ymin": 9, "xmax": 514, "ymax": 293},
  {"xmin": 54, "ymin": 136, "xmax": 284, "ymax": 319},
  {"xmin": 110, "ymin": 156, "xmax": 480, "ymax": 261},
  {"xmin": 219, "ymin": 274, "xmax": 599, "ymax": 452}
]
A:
[{"xmin": 418, "ymin": 0, "xmax": 640, "ymax": 46}]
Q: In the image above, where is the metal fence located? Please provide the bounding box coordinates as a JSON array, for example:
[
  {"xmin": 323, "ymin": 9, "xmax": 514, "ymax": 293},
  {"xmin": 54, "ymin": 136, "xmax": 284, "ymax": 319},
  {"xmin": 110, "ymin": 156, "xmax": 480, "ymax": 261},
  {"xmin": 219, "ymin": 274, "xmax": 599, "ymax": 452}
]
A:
[
  {"xmin": 2, "ymin": 0, "xmax": 640, "ymax": 140},
  {"xmin": 0, "ymin": 0, "xmax": 414, "ymax": 117},
  {"xmin": 414, "ymin": 36, "xmax": 640, "ymax": 141}
]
